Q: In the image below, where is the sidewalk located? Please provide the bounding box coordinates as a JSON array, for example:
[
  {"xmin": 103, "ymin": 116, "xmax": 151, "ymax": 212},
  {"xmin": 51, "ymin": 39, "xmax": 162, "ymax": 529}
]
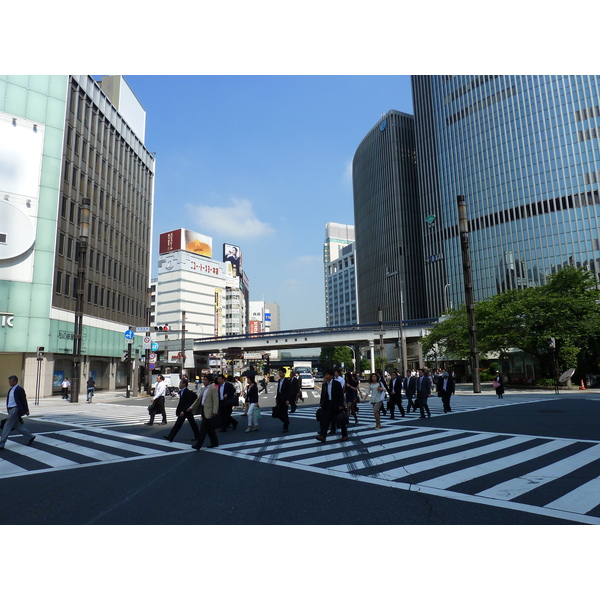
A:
[
  {"xmin": 27, "ymin": 382, "xmax": 600, "ymax": 409},
  {"xmin": 29, "ymin": 390, "xmax": 152, "ymax": 407},
  {"xmin": 454, "ymin": 382, "xmax": 600, "ymax": 395}
]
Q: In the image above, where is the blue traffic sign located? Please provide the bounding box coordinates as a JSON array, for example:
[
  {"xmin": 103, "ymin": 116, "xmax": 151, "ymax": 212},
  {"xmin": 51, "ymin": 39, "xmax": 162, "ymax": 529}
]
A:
[
  {"xmin": 151, "ymin": 342, "xmax": 159, "ymax": 352},
  {"xmin": 124, "ymin": 329, "xmax": 135, "ymax": 340}
]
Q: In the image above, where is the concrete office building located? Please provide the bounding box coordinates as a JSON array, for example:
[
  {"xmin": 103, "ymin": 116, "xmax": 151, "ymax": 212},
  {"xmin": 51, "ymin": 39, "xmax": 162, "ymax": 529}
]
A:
[
  {"xmin": 352, "ymin": 110, "xmax": 426, "ymax": 324},
  {"xmin": 412, "ymin": 75, "xmax": 600, "ymax": 316},
  {"xmin": 0, "ymin": 75, "xmax": 154, "ymax": 396},
  {"xmin": 323, "ymin": 223, "xmax": 357, "ymax": 326},
  {"xmin": 153, "ymin": 229, "xmax": 248, "ymax": 374}
]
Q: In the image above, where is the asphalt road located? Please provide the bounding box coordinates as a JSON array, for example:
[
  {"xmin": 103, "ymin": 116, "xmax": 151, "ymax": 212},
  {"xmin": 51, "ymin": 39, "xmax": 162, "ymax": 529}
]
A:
[{"xmin": 2, "ymin": 386, "xmax": 600, "ymax": 525}]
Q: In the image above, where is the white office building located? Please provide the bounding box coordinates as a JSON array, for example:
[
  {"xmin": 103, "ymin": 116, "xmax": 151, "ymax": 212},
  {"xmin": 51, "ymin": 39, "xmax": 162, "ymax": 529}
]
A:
[
  {"xmin": 153, "ymin": 229, "xmax": 248, "ymax": 373},
  {"xmin": 324, "ymin": 223, "xmax": 358, "ymax": 326}
]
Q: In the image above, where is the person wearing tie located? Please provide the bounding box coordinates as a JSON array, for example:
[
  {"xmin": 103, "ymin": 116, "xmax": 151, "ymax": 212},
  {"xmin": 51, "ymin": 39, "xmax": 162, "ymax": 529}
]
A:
[
  {"xmin": 163, "ymin": 378, "xmax": 201, "ymax": 442},
  {"xmin": 0, "ymin": 375, "xmax": 35, "ymax": 450},
  {"xmin": 217, "ymin": 374, "xmax": 238, "ymax": 432},
  {"xmin": 403, "ymin": 369, "xmax": 417, "ymax": 412},
  {"xmin": 436, "ymin": 371, "xmax": 455, "ymax": 413},
  {"xmin": 275, "ymin": 368, "xmax": 291, "ymax": 433},
  {"xmin": 316, "ymin": 369, "xmax": 348, "ymax": 443},
  {"xmin": 416, "ymin": 368, "xmax": 432, "ymax": 418}
]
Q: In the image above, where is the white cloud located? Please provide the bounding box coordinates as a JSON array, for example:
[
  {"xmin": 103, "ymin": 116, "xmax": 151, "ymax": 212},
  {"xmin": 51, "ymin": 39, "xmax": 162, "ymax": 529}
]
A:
[
  {"xmin": 293, "ymin": 255, "xmax": 321, "ymax": 265},
  {"xmin": 343, "ymin": 158, "xmax": 353, "ymax": 186},
  {"xmin": 186, "ymin": 197, "xmax": 274, "ymax": 239}
]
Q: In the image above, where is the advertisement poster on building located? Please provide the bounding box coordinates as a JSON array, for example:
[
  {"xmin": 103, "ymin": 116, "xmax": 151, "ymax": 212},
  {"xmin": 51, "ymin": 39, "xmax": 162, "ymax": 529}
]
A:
[{"xmin": 223, "ymin": 243, "xmax": 242, "ymax": 277}]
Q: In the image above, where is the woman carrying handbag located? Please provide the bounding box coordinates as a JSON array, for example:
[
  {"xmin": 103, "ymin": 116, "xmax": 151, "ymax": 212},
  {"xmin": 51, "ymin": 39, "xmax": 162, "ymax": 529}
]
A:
[{"xmin": 245, "ymin": 375, "xmax": 260, "ymax": 432}]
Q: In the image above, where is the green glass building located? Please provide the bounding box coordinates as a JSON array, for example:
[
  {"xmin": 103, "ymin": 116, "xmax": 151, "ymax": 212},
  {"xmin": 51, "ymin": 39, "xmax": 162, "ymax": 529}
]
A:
[{"xmin": 0, "ymin": 75, "xmax": 154, "ymax": 397}]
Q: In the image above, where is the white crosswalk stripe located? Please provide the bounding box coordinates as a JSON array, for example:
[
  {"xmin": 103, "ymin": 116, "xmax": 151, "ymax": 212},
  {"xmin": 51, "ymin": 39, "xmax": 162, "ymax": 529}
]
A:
[
  {"xmin": 0, "ymin": 427, "xmax": 191, "ymax": 480},
  {"xmin": 30, "ymin": 403, "xmax": 178, "ymax": 428},
  {"xmin": 213, "ymin": 425, "xmax": 600, "ymax": 524},
  {"xmin": 288, "ymin": 393, "xmax": 547, "ymax": 423}
]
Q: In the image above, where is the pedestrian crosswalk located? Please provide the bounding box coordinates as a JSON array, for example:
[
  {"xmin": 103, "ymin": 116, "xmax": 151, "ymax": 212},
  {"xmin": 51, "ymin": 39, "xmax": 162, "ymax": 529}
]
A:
[
  {"xmin": 31, "ymin": 403, "xmax": 178, "ymax": 428},
  {"xmin": 0, "ymin": 426, "xmax": 191, "ymax": 480},
  {"xmin": 288, "ymin": 393, "xmax": 547, "ymax": 423},
  {"xmin": 213, "ymin": 424, "xmax": 600, "ymax": 524}
]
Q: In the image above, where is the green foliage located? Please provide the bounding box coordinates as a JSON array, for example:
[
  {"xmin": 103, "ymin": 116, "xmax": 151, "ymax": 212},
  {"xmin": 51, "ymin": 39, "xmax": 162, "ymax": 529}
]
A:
[
  {"xmin": 319, "ymin": 346, "xmax": 354, "ymax": 372},
  {"xmin": 422, "ymin": 266, "xmax": 600, "ymax": 378}
]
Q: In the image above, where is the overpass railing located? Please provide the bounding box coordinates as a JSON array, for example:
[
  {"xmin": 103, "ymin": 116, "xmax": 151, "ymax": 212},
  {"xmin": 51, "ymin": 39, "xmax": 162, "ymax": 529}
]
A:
[{"xmin": 193, "ymin": 319, "xmax": 438, "ymax": 345}]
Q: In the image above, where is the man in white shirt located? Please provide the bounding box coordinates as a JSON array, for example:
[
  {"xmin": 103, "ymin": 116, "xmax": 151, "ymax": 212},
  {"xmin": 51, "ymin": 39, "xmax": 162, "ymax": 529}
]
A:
[
  {"xmin": 61, "ymin": 377, "xmax": 71, "ymax": 400},
  {"xmin": 0, "ymin": 376, "xmax": 35, "ymax": 449},
  {"xmin": 146, "ymin": 374, "xmax": 167, "ymax": 425}
]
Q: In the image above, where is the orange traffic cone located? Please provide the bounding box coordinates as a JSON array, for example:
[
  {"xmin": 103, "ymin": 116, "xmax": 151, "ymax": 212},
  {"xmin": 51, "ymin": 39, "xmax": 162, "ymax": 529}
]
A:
[{"xmin": 580, "ymin": 379, "xmax": 586, "ymax": 390}]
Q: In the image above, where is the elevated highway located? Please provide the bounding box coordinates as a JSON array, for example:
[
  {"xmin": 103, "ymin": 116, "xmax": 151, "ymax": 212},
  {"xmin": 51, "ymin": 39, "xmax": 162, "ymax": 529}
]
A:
[{"xmin": 193, "ymin": 320, "xmax": 437, "ymax": 368}]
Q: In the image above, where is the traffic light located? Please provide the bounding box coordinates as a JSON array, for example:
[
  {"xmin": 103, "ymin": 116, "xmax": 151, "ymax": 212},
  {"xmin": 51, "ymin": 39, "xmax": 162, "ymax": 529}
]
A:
[
  {"xmin": 122, "ymin": 349, "xmax": 130, "ymax": 361},
  {"xmin": 154, "ymin": 324, "xmax": 169, "ymax": 332},
  {"xmin": 36, "ymin": 346, "xmax": 45, "ymax": 358},
  {"xmin": 547, "ymin": 337, "xmax": 556, "ymax": 349}
]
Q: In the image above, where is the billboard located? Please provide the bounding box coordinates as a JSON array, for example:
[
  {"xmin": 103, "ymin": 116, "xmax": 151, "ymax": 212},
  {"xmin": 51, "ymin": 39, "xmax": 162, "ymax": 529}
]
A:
[
  {"xmin": 160, "ymin": 229, "xmax": 213, "ymax": 258},
  {"xmin": 0, "ymin": 112, "xmax": 44, "ymax": 283},
  {"xmin": 223, "ymin": 243, "xmax": 242, "ymax": 277}
]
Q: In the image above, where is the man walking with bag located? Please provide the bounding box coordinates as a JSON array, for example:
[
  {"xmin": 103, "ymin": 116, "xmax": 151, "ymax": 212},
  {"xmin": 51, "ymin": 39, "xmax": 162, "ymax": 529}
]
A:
[
  {"xmin": 316, "ymin": 369, "xmax": 348, "ymax": 443},
  {"xmin": 190, "ymin": 374, "xmax": 220, "ymax": 450},
  {"xmin": 0, "ymin": 376, "xmax": 36, "ymax": 450},
  {"xmin": 146, "ymin": 374, "xmax": 167, "ymax": 426},
  {"xmin": 274, "ymin": 368, "xmax": 291, "ymax": 433},
  {"xmin": 163, "ymin": 378, "xmax": 201, "ymax": 442}
]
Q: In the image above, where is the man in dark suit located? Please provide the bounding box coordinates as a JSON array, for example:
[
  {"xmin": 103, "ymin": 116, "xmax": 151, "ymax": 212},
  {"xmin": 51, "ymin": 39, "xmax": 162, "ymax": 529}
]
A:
[
  {"xmin": 163, "ymin": 378, "xmax": 201, "ymax": 442},
  {"xmin": 416, "ymin": 368, "xmax": 432, "ymax": 418},
  {"xmin": 289, "ymin": 372, "xmax": 300, "ymax": 413},
  {"xmin": 316, "ymin": 369, "xmax": 348, "ymax": 443},
  {"xmin": 388, "ymin": 370, "xmax": 405, "ymax": 418},
  {"xmin": 275, "ymin": 368, "xmax": 291, "ymax": 432},
  {"xmin": 217, "ymin": 374, "xmax": 238, "ymax": 432},
  {"xmin": 436, "ymin": 371, "xmax": 456, "ymax": 413},
  {"xmin": 0, "ymin": 375, "xmax": 35, "ymax": 449},
  {"xmin": 403, "ymin": 369, "xmax": 417, "ymax": 412}
]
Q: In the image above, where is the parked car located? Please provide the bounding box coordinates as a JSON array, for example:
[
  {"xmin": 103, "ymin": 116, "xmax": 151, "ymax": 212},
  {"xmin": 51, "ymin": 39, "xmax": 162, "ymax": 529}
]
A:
[{"xmin": 300, "ymin": 372, "xmax": 315, "ymax": 389}]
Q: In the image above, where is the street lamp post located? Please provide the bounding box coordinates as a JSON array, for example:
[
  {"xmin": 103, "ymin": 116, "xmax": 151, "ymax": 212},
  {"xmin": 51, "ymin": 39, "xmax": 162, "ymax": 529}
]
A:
[
  {"xmin": 386, "ymin": 266, "xmax": 408, "ymax": 375},
  {"xmin": 145, "ymin": 287, "xmax": 152, "ymax": 394},
  {"xmin": 71, "ymin": 197, "xmax": 91, "ymax": 403},
  {"xmin": 444, "ymin": 283, "xmax": 452, "ymax": 312},
  {"xmin": 378, "ymin": 307, "xmax": 384, "ymax": 372},
  {"xmin": 457, "ymin": 195, "xmax": 481, "ymax": 393}
]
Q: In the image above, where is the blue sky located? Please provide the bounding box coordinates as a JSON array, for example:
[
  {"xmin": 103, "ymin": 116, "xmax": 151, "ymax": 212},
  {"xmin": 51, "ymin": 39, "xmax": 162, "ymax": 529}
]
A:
[{"xmin": 125, "ymin": 75, "xmax": 415, "ymax": 330}]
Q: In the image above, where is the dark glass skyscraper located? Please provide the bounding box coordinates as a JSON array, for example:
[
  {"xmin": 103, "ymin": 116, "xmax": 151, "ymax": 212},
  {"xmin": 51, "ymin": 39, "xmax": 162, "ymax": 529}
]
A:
[
  {"xmin": 412, "ymin": 75, "xmax": 600, "ymax": 316},
  {"xmin": 352, "ymin": 110, "xmax": 426, "ymax": 323}
]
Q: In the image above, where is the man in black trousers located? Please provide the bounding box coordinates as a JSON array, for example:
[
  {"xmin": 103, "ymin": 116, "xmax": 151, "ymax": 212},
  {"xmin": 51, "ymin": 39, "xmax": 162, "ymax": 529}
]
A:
[
  {"xmin": 436, "ymin": 371, "xmax": 455, "ymax": 413},
  {"xmin": 316, "ymin": 369, "xmax": 347, "ymax": 443},
  {"xmin": 289, "ymin": 371, "xmax": 301, "ymax": 413},
  {"xmin": 274, "ymin": 368, "xmax": 291, "ymax": 432},
  {"xmin": 388, "ymin": 370, "xmax": 405, "ymax": 418},
  {"xmin": 0, "ymin": 375, "xmax": 36, "ymax": 449},
  {"xmin": 416, "ymin": 368, "xmax": 432, "ymax": 418},
  {"xmin": 163, "ymin": 378, "xmax": 201, "ymax": 442},
  {"xmin": 217, "ymin": 374, "xmax": 238, "ymax": 432},
  {"xmin": 403, "ymin": 369, "xmax": 417, "ymax": 412}
]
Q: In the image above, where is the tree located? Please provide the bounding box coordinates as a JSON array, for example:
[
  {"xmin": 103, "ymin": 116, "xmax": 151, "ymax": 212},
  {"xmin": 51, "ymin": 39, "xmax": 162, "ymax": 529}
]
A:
[
  {"xmin": 422, "ymin": 266, "xmax": 600, "ymax": 378},
  {"xmin": 319, "ymin": 347, "xmax": 334, "ymax": 371},
  {"xmin": 319, "ymin": 346, "xmax": 354, "ymax": 372}
]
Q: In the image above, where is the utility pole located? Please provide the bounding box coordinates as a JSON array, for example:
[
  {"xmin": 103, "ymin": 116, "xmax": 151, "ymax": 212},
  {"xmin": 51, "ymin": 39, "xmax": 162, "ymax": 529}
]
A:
[
  {"xmin": 181, "ymin": 310, "xmax": 186, "ymax": 376},
  {"xmin": 72, "ymin": 197, "xmax": 91, "ymax": 403},
  {"xmin": 457, "ymin": 195, "xmax": 481, "ymax": 393}
]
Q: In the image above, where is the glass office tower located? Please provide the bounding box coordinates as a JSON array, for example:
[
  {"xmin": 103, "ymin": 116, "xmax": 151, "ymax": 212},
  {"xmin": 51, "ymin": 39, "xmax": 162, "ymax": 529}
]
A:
[
  {"xmin": 412, "ymin": 75, "xmax": 600, "ymax": 317},
  {"xmin": 352, "ymin": 110, "xmax": 426, "ymax": 323}
]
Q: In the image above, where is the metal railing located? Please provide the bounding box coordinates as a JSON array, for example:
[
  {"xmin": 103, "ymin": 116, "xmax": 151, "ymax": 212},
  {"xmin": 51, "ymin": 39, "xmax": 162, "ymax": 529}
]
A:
[{"xmin": 193, "ymin": 319, "xmax": 438, "ymax": 345}]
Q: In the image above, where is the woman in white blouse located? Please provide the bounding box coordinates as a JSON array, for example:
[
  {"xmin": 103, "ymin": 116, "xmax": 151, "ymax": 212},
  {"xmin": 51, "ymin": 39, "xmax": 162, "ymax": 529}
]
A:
[{"xmin": 366, "ymin": 372, "xmax": 386, "ymax": 429}]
